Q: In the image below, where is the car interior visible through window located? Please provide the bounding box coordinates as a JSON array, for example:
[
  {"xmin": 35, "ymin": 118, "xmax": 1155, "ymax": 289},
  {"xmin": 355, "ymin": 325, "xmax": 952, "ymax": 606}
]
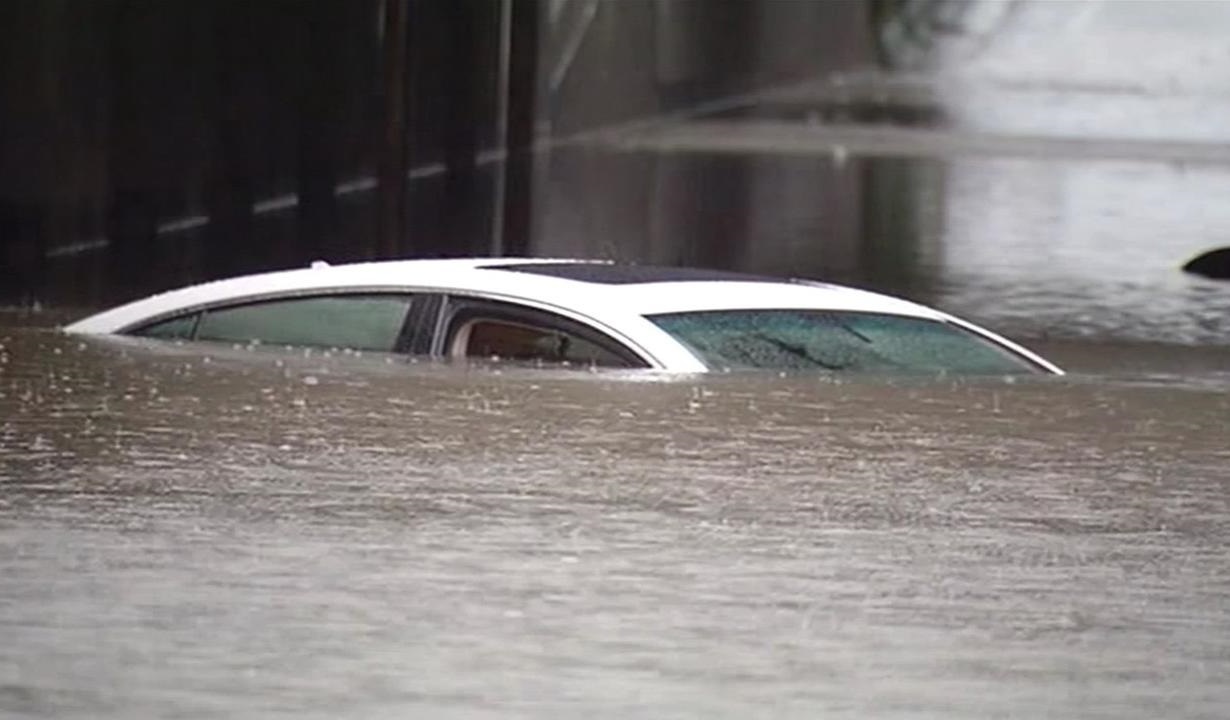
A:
[
  {"xmin": 442, "ymin": 298, "xmax": 645, "ymax": 368},
  {"xmin": 449, "ymin": 318, "xmax": 633, "ymax": 367}
]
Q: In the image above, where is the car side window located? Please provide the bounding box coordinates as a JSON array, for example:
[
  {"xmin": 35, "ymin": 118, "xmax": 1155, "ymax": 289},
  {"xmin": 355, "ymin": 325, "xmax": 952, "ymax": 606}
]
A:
[
  {"xmin": 443, "ymin": 300, "xmax": 645, "ymax": 368},
  {"xmin": 136, "ymin": 313, "xmax": 199, "ymax": 340},
  {"xmin": 133, "ymin": 295, "xmax": 416, "ymax": 352}
]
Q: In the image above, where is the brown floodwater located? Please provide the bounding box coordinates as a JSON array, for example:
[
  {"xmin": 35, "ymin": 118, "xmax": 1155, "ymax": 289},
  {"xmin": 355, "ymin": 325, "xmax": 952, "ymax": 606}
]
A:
[
  {"xmin": 8, "ymin": 77, "xmax": 1230, "ymax": 714},
  {"xmin": 7, "ymin": 3, "xmax": 1230, "ymax": 714},
  {"xmin": 2, "ymin": 311, "xmax": 1228, "ymax": 718}
]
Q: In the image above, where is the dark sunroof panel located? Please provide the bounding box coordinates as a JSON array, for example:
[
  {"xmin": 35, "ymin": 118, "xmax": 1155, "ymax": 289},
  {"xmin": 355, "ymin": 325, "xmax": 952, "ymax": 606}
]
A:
[{"xmin": 484, "ymin": 262, "xmax": 783, "ymax": 285}]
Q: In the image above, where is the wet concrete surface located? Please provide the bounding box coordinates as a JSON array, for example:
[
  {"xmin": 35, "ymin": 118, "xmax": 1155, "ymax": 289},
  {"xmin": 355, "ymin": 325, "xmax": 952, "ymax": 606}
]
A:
[{"xmin": 2, "ymin": 312, "xmax": 1229, "ymax": 717}]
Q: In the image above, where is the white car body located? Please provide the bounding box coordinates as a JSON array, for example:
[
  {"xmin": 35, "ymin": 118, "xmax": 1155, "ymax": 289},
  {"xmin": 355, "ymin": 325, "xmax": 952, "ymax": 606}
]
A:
[{"xmin": 64, "ymin": 258, "xmax": 1063, "ymax": 374}]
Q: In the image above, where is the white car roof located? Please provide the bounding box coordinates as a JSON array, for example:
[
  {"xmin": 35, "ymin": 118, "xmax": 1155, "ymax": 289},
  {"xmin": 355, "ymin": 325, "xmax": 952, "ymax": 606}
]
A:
[
  {"xmin": 63, "ymin": 258, "xmax": 1062, "ymax": 374},
  {"xmin": 64, "ymin": 257, "xmax": 943, "ymax": 332}
]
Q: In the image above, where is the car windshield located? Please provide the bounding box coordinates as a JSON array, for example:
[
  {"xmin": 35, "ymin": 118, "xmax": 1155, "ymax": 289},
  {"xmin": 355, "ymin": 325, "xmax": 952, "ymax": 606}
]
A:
[{"xmin": 647, "ymin": 310, "xmax": 1041, "ymax": 374}]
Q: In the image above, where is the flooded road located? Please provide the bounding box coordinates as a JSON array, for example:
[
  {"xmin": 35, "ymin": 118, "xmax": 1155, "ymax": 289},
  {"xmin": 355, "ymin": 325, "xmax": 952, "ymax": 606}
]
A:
[
  {"xmin": 9, "ymin": 13, "xmax": 1230, "ymax": 711},
  {"xmin": 2, "ymin": 318, "xmax": 1229, "ymax": 718},
  {"xmin": 7, "ymin": 2, "xmax": 1230, "ymax": 716}
]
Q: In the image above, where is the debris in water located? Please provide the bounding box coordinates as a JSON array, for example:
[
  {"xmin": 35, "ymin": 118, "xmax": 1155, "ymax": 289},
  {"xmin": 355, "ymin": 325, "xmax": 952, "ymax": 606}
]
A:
[{"xmin": 1182, "ymin": 247, "xmax": 1230, "ymax": 279}]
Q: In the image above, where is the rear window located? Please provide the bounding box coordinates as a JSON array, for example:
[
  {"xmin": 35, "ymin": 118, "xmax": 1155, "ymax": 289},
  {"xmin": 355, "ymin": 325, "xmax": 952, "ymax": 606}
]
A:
[{"xmin": 647, "ymin": 310, "xmax": 1040, "ymax": 374}]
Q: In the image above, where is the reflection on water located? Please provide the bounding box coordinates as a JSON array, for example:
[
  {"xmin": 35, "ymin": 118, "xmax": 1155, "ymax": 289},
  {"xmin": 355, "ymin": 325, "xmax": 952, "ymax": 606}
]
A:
[
  {"xmin": 542, "ymin": 145, "xmax": 1230, "ymax": 346},
  {"xmin": 3, "ymin": 323, "xmax": 1229, "ymax": 718},
  {"xmin": 938, "ymin": 156, "xmax": 1230, "ymax": 344}
]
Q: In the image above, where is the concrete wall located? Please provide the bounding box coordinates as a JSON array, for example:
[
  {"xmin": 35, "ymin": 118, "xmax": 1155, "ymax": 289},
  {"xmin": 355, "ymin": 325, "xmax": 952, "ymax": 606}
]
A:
[{"xmin": 533, "ymin": 0, "xmax": 877, "ymax": 278}]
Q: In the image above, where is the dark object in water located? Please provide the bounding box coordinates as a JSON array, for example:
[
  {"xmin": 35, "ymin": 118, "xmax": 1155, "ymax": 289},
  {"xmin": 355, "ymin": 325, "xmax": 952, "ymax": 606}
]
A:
[{"xmin": 1182, "ymin": 248, "xmax": 1230, "ymax": 279}]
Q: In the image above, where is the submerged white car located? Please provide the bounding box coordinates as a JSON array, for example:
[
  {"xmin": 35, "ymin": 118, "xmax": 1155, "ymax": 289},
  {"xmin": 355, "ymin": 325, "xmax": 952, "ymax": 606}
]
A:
[{"xmin": 64, "ymin": 258, "xmax": 1062, "ymax": 375}]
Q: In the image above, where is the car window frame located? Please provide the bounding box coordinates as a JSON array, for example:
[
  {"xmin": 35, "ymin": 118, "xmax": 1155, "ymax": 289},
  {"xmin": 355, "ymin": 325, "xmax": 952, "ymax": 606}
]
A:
[
  {"xmin": 435, "ymin": 295, "xmax": 650, "ymax": 368},
  {"xmin": 127, "ymin": 291, "xmax": 435, "ymax": 353}
]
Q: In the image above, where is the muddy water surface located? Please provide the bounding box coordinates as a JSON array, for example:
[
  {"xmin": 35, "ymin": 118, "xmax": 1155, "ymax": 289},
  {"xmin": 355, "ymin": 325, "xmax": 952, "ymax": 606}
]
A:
[{"xmin": 2, "ymin": 322, "xmax": 1228, "ymax": 718}]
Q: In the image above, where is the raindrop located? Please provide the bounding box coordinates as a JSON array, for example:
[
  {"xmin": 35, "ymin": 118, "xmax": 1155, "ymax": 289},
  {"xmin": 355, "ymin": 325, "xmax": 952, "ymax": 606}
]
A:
[{"xmin": 831, "ymin": 144, "xmax": 849, "ymax": 166}]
